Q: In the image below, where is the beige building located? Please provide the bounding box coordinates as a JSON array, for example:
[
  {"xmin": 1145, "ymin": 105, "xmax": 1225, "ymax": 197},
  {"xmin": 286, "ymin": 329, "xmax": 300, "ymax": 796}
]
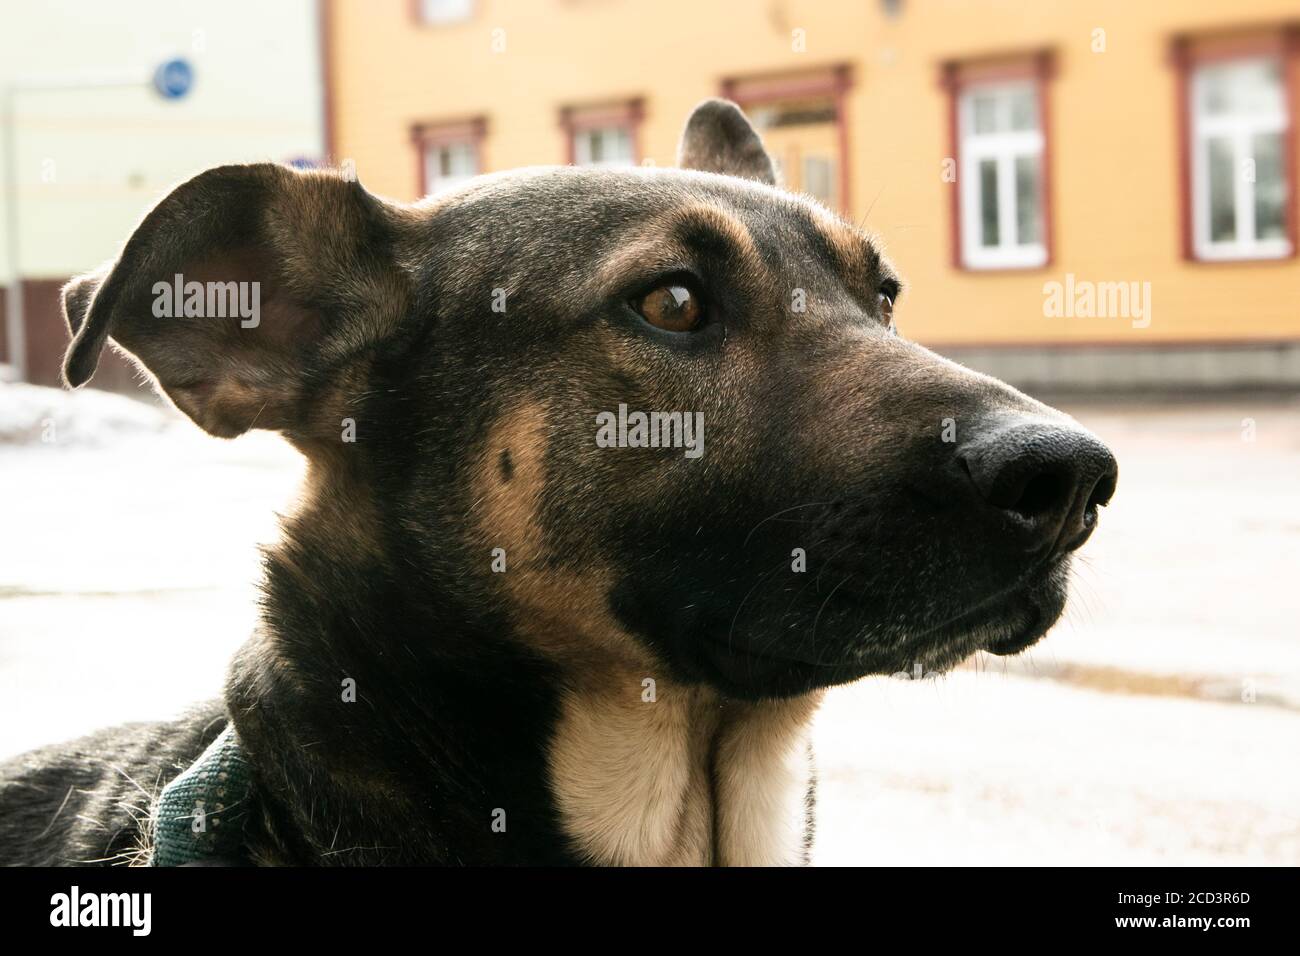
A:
[{"xmin": 326, "ymin": 0, "xmax": 1300, "ymax": 388}]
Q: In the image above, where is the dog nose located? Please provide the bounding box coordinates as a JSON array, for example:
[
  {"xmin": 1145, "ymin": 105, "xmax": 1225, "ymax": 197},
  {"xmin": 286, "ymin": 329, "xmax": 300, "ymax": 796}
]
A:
[{"xmin": 957, "ymin": 418, "xmax": 1118, "ymax": 557}]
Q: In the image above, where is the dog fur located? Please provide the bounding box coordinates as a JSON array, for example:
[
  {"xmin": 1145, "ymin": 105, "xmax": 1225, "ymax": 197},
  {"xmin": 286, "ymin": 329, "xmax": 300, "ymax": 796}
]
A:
[{"xmin": 0, "ymin": 99, "xmax": 1114, "ymax": 866}]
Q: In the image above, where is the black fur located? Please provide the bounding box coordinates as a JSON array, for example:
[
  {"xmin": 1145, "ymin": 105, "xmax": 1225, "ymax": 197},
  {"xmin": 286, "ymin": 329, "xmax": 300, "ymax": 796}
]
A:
[{"xmin": 0, "ymin": 706, "xmax": 226, "ymax": 866}]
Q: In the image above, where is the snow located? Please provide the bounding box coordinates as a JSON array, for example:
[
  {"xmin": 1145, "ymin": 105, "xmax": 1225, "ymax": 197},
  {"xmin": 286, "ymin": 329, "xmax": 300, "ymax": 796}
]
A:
[
  {"xmin": 1, "ymin": 383, "xmax": 1297, "ymax": 864},
  {"xmin": 812, "ymin": 671, "xmax": 1300, "ymax": 865},
  {"xmin": 0, "ymin": 381, "xmax": 173, "ymax": 447}
]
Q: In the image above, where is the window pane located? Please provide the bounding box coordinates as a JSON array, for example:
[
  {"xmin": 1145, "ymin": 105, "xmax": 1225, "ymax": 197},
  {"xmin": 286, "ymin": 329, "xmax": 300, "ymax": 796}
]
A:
[
  {"xmin": 435, "ymin": 143, "xmax": 475, "ymax": 178},
  {"xmin": 1008, "ymin": 88, "xmax": 1037, "ymax": 131},
  {"xmin": 426, "ymin": 140, "xmax": 477, "ymax": 194},
  {"xmin": 455, "ymin": 143, "xmax": 477, "ymax": 175},
  {"xmin": 577, "ymin": 126, "xmax": 633, "ymax": 167},
  {"xmin": 1199, "ymin": 58, "xmax": 1284, "ymax": 116},
  {"xmin": 802, "ymin": 156, "xmax": 835, "ymax": 205},
  {"xmin": 613, "ymin": 127, "xmax": 633, "ymax": 162},
  {"xmin": 961, "ymin": 83, "xmax": 1046, "ymax": 262},
  {"xmin": 421, "ymin": 0, "xmax": 473, "ymax": 24},
  {"xmin": 972, "ymin": 93, "xmax": 999, "ymax": 134},
  {"xmin": 1252, "ymin": 132, "xmax": 1286, "ymax": 241},
  {"xmin": 979, "ymin": 158, "xmax": 999, "ymax": 247},
  {"xmin": 1207, "ymin": 137, "xmax": 1236, "ymax": 242},
  {"xmin": 1015, "ymin": 154, "xmax": 1041, "ymax": 245}
]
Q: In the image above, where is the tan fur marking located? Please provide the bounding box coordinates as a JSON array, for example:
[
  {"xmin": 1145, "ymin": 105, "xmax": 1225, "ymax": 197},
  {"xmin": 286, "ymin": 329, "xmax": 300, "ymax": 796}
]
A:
[
  {"xmin": 808, "ymin": 204, "xmax": 893, "ymax": 292},
  {"xmin": 472, "ymin": 402, "xmax": 651, "ymax": 667},
  {"xmin": 289, "ymin": 462, "xmax": 384, "ymax": 562},
  {"xmin": 822, "ymin": 215, "xmax": 876, "ymax": 276},
  {"xmin": 594, "ymin": 201, "xmax": 766, "ymax": 298}
]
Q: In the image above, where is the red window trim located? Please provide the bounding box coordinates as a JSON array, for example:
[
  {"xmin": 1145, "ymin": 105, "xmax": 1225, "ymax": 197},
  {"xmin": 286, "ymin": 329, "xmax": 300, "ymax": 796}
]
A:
[
  {"xmin": 410, "ymin": 117, "xmax": 487, "ymax": 198},
  {"xmin": 939, "ymin": 51, "xmax": 1055, "ymax": 273},
  {"xmin": 719, "ymin": 65, "xmax": 854, "ymax": 215},
  {"xmin": 559, "ymin": 99, "xmax": 644, "ymax": 166},
  {"xmin": 1170, "ymin": 26, "xmax": 1300, "ymax": 264}
]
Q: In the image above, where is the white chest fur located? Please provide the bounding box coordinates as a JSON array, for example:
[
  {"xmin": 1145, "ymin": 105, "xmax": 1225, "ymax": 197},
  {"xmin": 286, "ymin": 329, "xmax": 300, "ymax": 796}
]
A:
[{"xmin": 547, "ymin": 675, "xmax": 821, "ymax": 866}]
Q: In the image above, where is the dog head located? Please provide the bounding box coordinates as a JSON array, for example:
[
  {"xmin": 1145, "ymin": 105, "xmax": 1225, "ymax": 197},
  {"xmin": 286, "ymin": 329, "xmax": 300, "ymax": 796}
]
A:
[{"xmin": 62, "ymin": 99, "xmax": 1116, "ymax": 701}]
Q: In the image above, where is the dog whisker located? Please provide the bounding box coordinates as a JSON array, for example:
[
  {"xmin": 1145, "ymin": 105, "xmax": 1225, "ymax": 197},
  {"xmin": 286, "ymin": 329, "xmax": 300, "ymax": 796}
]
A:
[{"xmin": 741, "ymin": 501, "xmax": 829, "ymax": 548}]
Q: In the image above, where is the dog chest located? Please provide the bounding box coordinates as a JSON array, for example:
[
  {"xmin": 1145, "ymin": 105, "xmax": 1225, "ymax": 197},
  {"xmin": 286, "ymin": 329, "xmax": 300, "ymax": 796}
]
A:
[{"xmin": 547, "ymin": 677, "xmax": 819, "ymax": 866}]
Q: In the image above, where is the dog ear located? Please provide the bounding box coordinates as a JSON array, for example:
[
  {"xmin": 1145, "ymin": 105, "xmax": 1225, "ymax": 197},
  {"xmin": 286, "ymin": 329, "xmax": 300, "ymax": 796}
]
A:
[
  {"xmin": 62, "ymin": 163, "xmax": 408, "ymax": 439},
  {"xmin": 676, "ymin": 98, "xmax": 777, "ymax": 185}
]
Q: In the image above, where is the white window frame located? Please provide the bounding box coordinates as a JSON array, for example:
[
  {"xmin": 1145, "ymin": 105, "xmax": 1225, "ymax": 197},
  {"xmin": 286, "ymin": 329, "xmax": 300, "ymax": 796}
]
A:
[
  {"xmin": 418, "ymin": 0, "xmax": 473, "ymax": 26},
  {"xmin": 958, "ymin": 80, "xmax": 1047, "ymax": 270},
  {"xmin": 1190, "ymin": 55, "xmax": 1291, "ymax": 261},
  {"xmin": 572, "ymin": 124, "xmax": 635, "ymax": 168},
  {"xmin": 422, "ymin": 139, "xmax": 478, "ymax": 195}
]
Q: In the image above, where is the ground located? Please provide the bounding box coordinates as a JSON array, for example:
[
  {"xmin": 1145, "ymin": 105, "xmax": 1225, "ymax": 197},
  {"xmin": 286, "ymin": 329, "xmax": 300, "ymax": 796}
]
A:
[{"xmin": 1, "ymin": 383, "xmax": 1297, "ymax": 864}]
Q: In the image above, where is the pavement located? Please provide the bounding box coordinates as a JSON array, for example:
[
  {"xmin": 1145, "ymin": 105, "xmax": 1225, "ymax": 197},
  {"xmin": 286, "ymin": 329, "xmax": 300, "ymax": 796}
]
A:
[{"xmin": 2, "ymin": 383, "xmax": 1297, "ymax": 864}]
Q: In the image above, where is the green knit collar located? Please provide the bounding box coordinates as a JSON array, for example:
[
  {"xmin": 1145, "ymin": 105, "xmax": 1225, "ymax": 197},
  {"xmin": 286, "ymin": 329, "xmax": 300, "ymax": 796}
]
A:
[{"xmin": 150, "ymin": 724, "xmax": 253, "ymax": 866}]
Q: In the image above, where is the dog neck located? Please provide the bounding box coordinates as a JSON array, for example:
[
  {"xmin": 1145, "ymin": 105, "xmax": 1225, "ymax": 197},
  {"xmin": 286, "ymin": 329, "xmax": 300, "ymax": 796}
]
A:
[
  {"xmin": 225, "ymin": 463, "xmax": 822, "ymax": 865},
  {"xmin": 227, "ymin": 611, "xmax": 821, "ymax": 866}
]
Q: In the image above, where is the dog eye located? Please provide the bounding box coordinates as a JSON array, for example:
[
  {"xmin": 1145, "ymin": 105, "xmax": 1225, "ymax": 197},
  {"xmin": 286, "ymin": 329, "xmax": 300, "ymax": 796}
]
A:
[
  {"xmin": 877, "ymin": 292, "xmax": 893, "ymax": 319},
  {"xmin": 633, "ymin": 284, "xmax": 704, "ymax": 332},
  {"xmin": 877, "ymin": 278, "xmax": 900, "ymax": 324}
]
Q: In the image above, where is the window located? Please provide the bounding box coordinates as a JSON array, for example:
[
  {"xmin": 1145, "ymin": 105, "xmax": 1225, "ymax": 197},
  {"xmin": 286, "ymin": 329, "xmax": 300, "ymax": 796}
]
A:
[
  {"xmin": 412, "ymin": 119, "xmax": 485, "ymax": 198},
  {"xmin": 1190, "ymin": 56, "xmax": 1291, "ymax": 260},
  {"xmin": 723, "ymin": 67, "xmax": 853, "ymax": 213},
  {"xmin": 424, "ymin": 141, "xmax": 478, "ymax": 194},
  {"xmin": 561, "ymin": 101, "xmax": 642, "ymax": 168},
  {"xmin": 417, "ymin": 0, "xmax": 473, "ymax": 25},
  {"xmin": 573, "ymin": 125, "xmax": 634, "ymax": 167},
  {"xmin": 958, "ymin": 81, "xmax": 1047, "ymax": 269},
  {"xmin": 749, "ymin": 98, "xmax": 842, "ymax": 209}
]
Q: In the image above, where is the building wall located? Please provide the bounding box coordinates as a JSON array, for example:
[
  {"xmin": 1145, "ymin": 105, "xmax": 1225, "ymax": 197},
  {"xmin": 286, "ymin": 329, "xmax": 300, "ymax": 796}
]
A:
[
  {"xmin": 0, "ymin": 0, "xmax": 326, "ymax": 388},
  {"xmin": 327, "ymin": 0, "xmax": 1300, "ymax": 357}
]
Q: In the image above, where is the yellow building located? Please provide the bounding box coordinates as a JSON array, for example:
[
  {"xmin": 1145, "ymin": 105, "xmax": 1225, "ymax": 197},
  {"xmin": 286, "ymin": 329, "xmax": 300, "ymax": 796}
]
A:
[{"xmin": 334, "ymin": 1, "xmax": 1295, "ymax": 385}]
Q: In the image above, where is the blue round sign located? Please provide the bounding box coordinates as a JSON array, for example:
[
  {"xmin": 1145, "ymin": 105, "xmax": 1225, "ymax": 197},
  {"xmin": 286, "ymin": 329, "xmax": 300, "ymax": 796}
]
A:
[{"xmin": 153, "ymin": 59, "xmax": 194, "ymax": 99}]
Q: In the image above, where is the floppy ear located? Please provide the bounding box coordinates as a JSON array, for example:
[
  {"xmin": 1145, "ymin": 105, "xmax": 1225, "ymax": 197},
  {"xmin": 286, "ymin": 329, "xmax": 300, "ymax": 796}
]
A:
[
  {"xmin": 62, "ymin": 163, "xmax": 409, "ymax": 439},
  {"xmin": 676, "ymin": 98, "xmax": 777, "ymax": 185}
]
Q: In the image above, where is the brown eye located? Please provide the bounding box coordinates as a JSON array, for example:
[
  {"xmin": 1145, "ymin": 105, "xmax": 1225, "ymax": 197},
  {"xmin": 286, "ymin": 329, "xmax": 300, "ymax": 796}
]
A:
[
  {"xmin": 877, "ymin": 291, "xmax": 894, "ymax": 322},
  {"xmin": 634, "ymin": 284, "xmax": 704, "ymax": 332}
]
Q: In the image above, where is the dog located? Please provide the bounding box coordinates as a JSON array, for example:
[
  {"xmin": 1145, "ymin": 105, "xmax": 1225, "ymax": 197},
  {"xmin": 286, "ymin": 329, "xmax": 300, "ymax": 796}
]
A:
[{"xmin": 0, "ymin": 99, "xmax": 1116, "ymax": 866}]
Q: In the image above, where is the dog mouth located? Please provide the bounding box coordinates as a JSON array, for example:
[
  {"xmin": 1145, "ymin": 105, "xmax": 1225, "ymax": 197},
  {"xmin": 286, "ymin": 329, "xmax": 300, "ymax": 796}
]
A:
[
  {"xmin": 897, "ymin": 558, "xmax": 1069, "ymax": 668},
  {"xmin": 701, "ymin": 635, "xmax": 848, "ymax": 670},
  {"xmin": 697, "ymin": 558, "xmax": 1069, "ymax": 693},
  {"xmin": 982, "ymin": 605, "xmax": 1047, "ymax": 656}
]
